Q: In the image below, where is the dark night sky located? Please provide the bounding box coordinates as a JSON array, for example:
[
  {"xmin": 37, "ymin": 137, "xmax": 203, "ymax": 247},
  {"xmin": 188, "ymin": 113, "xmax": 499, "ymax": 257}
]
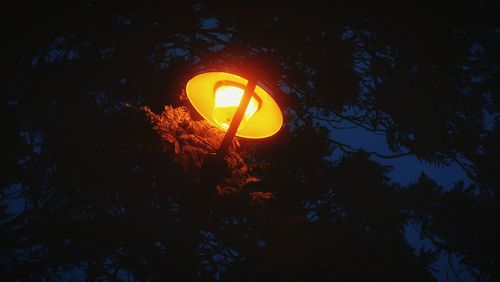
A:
[{"xmin": 1, "ymin": 2, "xmax": 498, "ymax": 281}]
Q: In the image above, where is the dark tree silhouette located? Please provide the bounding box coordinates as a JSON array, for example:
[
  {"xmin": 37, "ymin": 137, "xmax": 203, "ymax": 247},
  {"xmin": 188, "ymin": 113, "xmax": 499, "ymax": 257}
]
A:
[{"xmin": 1, "ymin": 1, "xmax": 498, "ymax": 281}]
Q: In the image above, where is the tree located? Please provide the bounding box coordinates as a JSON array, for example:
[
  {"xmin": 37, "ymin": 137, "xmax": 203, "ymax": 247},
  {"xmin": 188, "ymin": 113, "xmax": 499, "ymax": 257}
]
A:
[{"xmin": 1, "ymin": 1, "xmax": 498, "ymax": 281}]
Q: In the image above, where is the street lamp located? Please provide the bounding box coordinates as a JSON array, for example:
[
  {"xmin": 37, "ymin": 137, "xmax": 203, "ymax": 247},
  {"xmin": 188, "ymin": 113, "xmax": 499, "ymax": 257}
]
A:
[{"xmin": 186, "ymin": 71, "xmax": 283, "ymax": 157}]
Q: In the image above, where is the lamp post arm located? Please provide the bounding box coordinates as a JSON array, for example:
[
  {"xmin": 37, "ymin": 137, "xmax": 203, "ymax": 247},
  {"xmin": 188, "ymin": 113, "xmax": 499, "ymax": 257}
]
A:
[{"xmin": 217, "ymin": 79, "xmax": 257, "ymax": 157}]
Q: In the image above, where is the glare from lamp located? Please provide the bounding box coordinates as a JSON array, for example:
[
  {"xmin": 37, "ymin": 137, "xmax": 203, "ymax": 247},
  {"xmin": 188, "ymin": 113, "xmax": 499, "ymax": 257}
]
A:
[{"xmin": 213, "ymin": 85, "xmax": 259, "ymax": 130}]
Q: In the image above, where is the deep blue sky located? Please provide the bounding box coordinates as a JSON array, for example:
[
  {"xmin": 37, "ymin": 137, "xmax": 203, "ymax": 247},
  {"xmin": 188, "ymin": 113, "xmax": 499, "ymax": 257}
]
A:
[{"xmin": 327, "ymin": 119, "xmax": 472, "ymax": 281}]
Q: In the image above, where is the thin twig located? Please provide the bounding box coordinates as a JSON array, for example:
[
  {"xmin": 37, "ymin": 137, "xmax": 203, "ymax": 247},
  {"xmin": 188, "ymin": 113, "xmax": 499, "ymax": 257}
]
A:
[{"xmin": 330, "ymin": 138, "xmax": 411, "ymax": 159}]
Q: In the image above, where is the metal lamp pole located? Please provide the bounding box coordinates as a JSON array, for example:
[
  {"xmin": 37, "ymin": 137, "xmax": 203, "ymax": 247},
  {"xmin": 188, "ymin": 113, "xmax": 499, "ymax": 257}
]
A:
[
  {"xmin": 198, "ymin": 78, "xmax": 258, "ymax": 201},
  {"xmin": 216, "ymin": 79, "xmax": 257, "ymax": 157}
]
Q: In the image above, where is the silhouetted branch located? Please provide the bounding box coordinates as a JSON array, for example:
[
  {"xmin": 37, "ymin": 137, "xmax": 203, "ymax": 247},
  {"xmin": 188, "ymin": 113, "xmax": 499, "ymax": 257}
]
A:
[
  {"xmin": 330, "ymin": 138, "xmax": 411, "ymax": 159},
  {"xmin": 313, "ymin": 112, "xmax": 387, "ymax": 136},
  {"xmin": 447, "ymin": 252, "xmax": 462, "ymax": 282}
]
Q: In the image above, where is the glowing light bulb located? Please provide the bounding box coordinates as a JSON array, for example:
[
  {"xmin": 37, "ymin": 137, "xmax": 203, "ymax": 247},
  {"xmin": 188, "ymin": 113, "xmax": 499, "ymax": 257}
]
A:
[
  {"xmin": 186, "ymin": 72, "xmax": 282, "ymax": 138},
  {"xmin": 213, "ymin": 85, "xmax": 259, "ymax": 130}
]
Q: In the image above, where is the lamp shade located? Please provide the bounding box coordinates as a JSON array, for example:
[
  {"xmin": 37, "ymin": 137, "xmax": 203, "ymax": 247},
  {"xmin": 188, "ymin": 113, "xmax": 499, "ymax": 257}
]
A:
[{"xmin": 186, "ymin": 72, "xmax": 283, "ymax": 139}]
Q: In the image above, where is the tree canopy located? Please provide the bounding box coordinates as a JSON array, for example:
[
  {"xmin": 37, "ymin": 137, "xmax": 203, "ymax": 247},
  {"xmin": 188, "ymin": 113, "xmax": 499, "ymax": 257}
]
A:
[{"xmin": 1, "ymin": 1, "xmax": 499, "ymax": 281}]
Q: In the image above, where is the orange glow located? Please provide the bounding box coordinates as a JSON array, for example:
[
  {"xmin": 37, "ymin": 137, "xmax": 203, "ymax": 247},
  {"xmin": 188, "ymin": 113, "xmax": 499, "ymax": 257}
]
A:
[
  {"xmin": 213, "ymin": 85, "xmax": 259, "ymax": 130},
  {"xmin": 186, "ymin": 72, "xmax": 283, "ymax": 139}
]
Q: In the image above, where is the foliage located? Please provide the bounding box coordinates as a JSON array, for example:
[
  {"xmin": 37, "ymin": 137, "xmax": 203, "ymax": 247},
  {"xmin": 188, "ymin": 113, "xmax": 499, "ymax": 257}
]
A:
[{"xmin": 1, "ymin": 1, "xmax": 499, "ymax": 281}]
